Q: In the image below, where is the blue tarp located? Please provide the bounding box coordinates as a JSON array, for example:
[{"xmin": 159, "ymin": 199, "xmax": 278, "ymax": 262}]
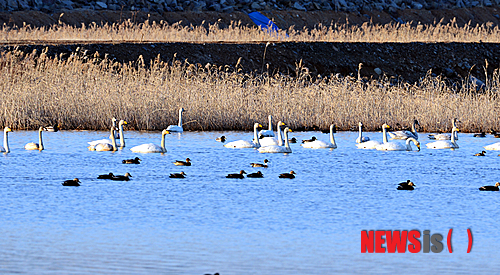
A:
[{"xmin": 248, "ymin": 11, "xmax": 288, "ymax": 38}]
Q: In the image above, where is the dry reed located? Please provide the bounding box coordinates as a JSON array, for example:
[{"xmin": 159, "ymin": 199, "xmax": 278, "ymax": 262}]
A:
[
  {"xmin": 1, "ymin": 18, "xmax": 500, "ymax": 44},
  {"xmin": 0, "ymin": 49, "xmax": 499, "ymax": 132}
]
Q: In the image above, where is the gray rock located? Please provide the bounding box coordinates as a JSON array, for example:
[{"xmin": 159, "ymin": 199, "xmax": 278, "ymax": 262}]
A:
[
  {"xmin": 293, "ymin": 1, "xmax": 306, "ymax": 10},
  {"xmin": 374, "ymin": 68, "xmax": 382, "ymax": 75},
  {"xmin": 338, "ymin": 0, "xmax": 348, "ymax": 7},
  {"xmin": 412, "ymin": 2, "xmax": 423, "ymax": 9},
  {"xmin": 208, "ymin": 3, "xmax": 221, "ymax": 11},
  {"xmin": 95, "ymin": 1, "xmax": 107, "ymax": 9},
  {"xmin": 18, "ymin": 0, "xmax": 31, "ymax": 10},
  {"xmin": 221, "ymin": 5, "xmax": 234, "ymax": 12},
  {"xmin": 250, "ymin": 2, "xmax": 261, "ymax": 9},
  {"xmin": 6, "ymin": 0, "xmax": 18, "ymax": 10},
  {"xmin": 108, "ymin": 3, "xmax": 120, "ymax": 9}
]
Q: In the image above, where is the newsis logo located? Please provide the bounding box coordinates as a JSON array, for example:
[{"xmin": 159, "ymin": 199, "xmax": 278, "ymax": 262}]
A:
[{"xmin": 361, "ymin": 229, "xmax": 473, "ymax": 253}]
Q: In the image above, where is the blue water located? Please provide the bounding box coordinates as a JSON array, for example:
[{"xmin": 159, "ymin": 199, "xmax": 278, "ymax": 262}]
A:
[{"xmin": 1, "ymin": 129, "xmax": 500, "ymax": 274}]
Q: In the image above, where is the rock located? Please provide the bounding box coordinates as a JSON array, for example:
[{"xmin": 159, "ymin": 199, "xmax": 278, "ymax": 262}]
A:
[
  {"xmin": 95, "ymin": 1, "xmax": 107, "ymax": 9},
  {"xmin": 208, "ymin": 3, "xmax": 221, "ymax": 11},
  {"xmin": 18, "ymin": 0, "xmax": 31, "ymax": 10},
  {"xmin": 337, "ymin": 0, "xmax": 348, "ymax": 7},
  {"xmin": 412, "ymin": 2, "xmax": 423, "ymax": 9},
  {"xmin": 250, "ymin": 2, "xmax": 261, "ymax": 9},
  {"xmin": 6, "ymin": 0, "xmax": 18, "ymax": 10},
  {"xmin": 293, "ymin": 1, "xmax": 306, "ymax": 10},
  {"xmin": 374, "ymin": 68, "xmax": 382, "ymax": 75},
  {"xmin": 443, "ymin": 67, "xmax": 455, "ymax": 77},
  {"xmin": 108, "ymin": 3, "xmax": 120, "ymax": 10},
  {"xmin": 222, "ymin": 5, "xmax": 234, "ymax": 12}
]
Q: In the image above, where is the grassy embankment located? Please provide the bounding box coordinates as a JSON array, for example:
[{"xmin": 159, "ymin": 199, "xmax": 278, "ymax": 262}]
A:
[{"xmin": 0, "ymin": 19, "xmax": 499, "ymax": 132}]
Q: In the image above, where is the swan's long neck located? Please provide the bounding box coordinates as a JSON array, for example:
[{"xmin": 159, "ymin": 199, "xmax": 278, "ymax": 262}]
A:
[
  {"xmin": 451, "ymin": 129, "xmax": 457, "ymax": 144},
  {"xmin": 178, "ymin": 109, "xmax": 183, "ymax": 127},
  {"xmin": 283, "ymin": 130, "xmax": 290, "ymax": 149},
  {"xmin": 411, "ymin": 122, "xmax": 418, "ymax": 137},
  {"xmin": 111, "ymin": 128, "xmax": 117, "ymax": 151},
  {"xmin": 253, "ymin": 124, "xmax": 261, "ymax": 147},
  {"xmin": 452, "ymin": 119, "xmax": 458, "ymax": 140},
  {"xmin": 406, "ymin": 138, "xmax": 415, "ymax": 151},
  {"xmin": 358, "ymin": 124, "xmax": 363, "ymax": 142},
  {"xmin": 268, "ymin": 115, "xmax": 272, "ymax": 131},
  {"xmin": 3, "ymin": 129, "xmax": 9, "ymax": 153},
  {"xmin": 38, "ymin": 128, "xmax": 44, "ymax": 151},
  {"xmin": 382, "ymin": 126, "xmax": 388, "ymax": 143},
  {"xmin": 277, "ymin": 123, "xmax": 283, "ymax": 146},
  {"xmin": 161, "ymin": 132, "xmax": 167, "ymax": 152},
  {"xmin": 330, "ymin": 126, "xmax": 336, "ymax": 146},
  {"xmin": 119, "ymin": 123, "xmax": 125, "ymax": 148}
]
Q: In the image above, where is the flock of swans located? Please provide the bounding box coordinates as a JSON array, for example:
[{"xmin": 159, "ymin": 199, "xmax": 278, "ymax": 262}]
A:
[
  {"xmin": 1, "ymin": 110, "xmax": 500, "ymax": 155},
  {"xmin": 220, "ymin": 116, "xmax": 462, "ymax": 152}
]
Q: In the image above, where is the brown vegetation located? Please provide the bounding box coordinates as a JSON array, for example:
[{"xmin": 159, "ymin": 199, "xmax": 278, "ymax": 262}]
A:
[{"xmin": 0, "ymin": 49, "xmax": 498, "ymax": 132}]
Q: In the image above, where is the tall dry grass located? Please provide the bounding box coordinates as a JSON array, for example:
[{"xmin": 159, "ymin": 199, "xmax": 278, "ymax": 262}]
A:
[
  {"xmin": 1, "ymin": 17, "xmax": 500, "ymax": 43},
  {"xmin": 0, "ymin": 49, "xmax": 499, "ymax": 132}
]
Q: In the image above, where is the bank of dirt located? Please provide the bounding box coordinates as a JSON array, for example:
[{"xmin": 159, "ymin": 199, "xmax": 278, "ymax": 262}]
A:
[{"xmin": 2, "ymin": 7, "xmax": 500, "ymax": 83}]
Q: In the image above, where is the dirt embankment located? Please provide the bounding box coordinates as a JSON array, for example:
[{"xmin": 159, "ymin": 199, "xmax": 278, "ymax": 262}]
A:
[
  {"xmin": 7, "ymin": 41, "xmax": 498, "ymax": 84},
  {"xmin": 2, "ymin": 7, "xmax": 500, "ymax": 83}
]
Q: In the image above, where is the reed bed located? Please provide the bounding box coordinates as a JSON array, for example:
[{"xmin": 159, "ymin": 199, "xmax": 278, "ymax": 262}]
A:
[
  {"xmin": 0, "ymin": 49, "xmax": 499, "ymax": 132},
  {"xmin": 2, "ymin": 18, "xmax": 500, "ymax": 43}
]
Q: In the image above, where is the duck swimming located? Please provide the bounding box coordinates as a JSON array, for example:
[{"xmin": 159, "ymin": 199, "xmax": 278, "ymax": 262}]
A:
[
  {"xmin": 397, "ymin": 180, "xmax": 416, "ymax": 190},
  {"xmin": 173, "ymin": 158, "xmax": 191, "ymax": 166},
  {"xmin": 43, "ymin": 125, "xmax": 59, "ymax": 132},
  {"xmin": 97, "ymin": 172, "xmax": 115, "ymax": 179},
  {"xmin": 216, "ymin": 136, "xmax": 226, "ymax": 142},
  {"xmin": 302, "ymin": 136, "xmax": 317, "ymax": 143},
  {"xmin": 226, "ymin": 170, "xmax": 246, "ymax": 179},
  {"xmin": 473, "ymin": 132, "xmax": 486, "ymax": 138},
  {"xmin": 475, "ymin": 151, "xmax": 486, "ymax": 156},
  {"xmin": 479, "ymin": 182, "xmax": 500, "ymax": 191},
  {"xmin": 247, "ymin": 171, "xmax": 264, "ymax": 178},
  {"xmin": 279, "ymin": 171, "xmax": 296, "ymax": 179},
  {"xmin": 112, "ymin": 173, "xmax": 132, "ymax": 181},
  {"xmin": 170, "ymin": 172, "xmax": 187, "ymax": 178},
  {"xmin": 123, "ymin": 157, "xmax": 141, "ymax": 164},
  {"xmin": 62, "ymin": 178, "xmax": 81, "ymax": 186},
  {"xmin": 250, "ymin": 159, "xmax": 269, "ymax": 168}
]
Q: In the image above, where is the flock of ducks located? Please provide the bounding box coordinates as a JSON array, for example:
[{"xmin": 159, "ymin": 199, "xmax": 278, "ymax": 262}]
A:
[{"xmin": 3, "ymin": 111, "xmax": 500, "ymax": 188}]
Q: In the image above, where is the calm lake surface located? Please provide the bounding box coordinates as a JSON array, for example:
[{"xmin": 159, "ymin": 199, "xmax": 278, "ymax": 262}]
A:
[{"xmin": 1, "ymin": 129, "xmax": 500, "ymax": 274}]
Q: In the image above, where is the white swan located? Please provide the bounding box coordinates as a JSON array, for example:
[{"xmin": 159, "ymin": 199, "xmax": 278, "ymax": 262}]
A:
[
  {"xmin": 89, "ymin": 127, "xmax": 118, "ymax": 151},
  {"xmin": 356, "ymin": 122, "xmax": 370, "ymax": 143},
  {"xmin": 376, "ymin": 137, "xmax": 420, "ymax": 151},
  {"xmin": 224, "ymin": 123, "xmax": 262, "ymax": 148},
  {"xmin": 166, "ymin": 108, "xmax": 185, "ymax": 132},
  {"xmin": 0, "ymin": 127, "xmax": 13, "ymax": 153},
  {"xmin": 301, "ymin": 124, "xmax": 337, "ymax": 149},
  {"xmin": 259, "ymin": 121, "xmax": 286, "ymax": 147},
  {"xmin": 25, "ymin": 127, "xmax": 44, "ymax": 151},
  {"xmin": 356, "ymin": 123, "xmax": 385, "ymax": 149},
  {"xmin": 484, "ymin": 141, "xmax": 500, "ymax": 150},
  {"xmin": 428, "ymin": 118, "xmax": 459, "ymax": 140},
  {"xmin": 130, "ymin": 129, "xmax": 169, "ymax": 153},
  {"xmin": 374, "ymin": 124, "xmax": 399, "ymax": 150},
  {"xmin": 88, "ymin": 120, "xmax": 127, "ymax": 148},
  {"xmin": 388, "ymin": 119, "xmax": 419, "ymax": 140},
  {"xmin": 426, "ymin": 126, "xmax": 460, "ymax": 149},
  {"xmin": 258, "ymin": 127, "xmax": 292, "ymax": 153},
  {"xmin": 259, "ymin": 115, "xmax": 275, "ymax": 138}
]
